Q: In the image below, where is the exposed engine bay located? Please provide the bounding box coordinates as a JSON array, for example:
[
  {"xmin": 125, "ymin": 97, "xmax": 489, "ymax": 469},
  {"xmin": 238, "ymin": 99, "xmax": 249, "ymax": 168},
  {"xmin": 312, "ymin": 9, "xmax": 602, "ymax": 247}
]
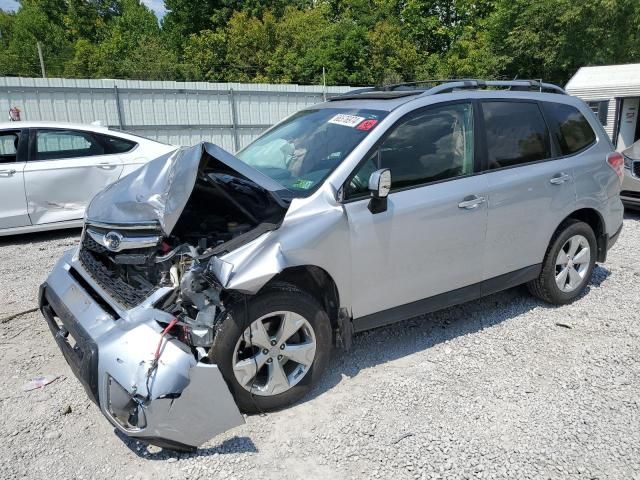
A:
[{"xmin": 80, "ymin": 148, "xmax": 289, "ymax": 352}]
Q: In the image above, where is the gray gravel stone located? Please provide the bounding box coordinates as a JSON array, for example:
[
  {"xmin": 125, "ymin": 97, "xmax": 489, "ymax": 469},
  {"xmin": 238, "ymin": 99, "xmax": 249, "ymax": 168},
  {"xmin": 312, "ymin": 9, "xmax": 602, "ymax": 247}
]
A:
[{"xmin": 1, "ymin": 215, "xmax": 640, "ymax": 479}]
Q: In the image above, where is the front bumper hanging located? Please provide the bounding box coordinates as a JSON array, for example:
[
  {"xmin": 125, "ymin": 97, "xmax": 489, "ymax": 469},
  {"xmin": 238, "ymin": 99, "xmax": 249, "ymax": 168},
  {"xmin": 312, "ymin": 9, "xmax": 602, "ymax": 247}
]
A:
[{"xmin": 39, "ymin": 251, "xmax": 244, "ymax": 451}]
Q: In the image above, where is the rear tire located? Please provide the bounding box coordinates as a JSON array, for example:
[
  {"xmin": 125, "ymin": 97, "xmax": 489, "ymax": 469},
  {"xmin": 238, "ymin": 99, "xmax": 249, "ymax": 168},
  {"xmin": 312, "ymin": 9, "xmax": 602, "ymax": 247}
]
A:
[
  {"xmin": 210, "ymin": 283, "xmax": 331, "ymax": 413},
  {"xmin": 527, "ymin": 220, "xmax": 597, "ymax": 305}
]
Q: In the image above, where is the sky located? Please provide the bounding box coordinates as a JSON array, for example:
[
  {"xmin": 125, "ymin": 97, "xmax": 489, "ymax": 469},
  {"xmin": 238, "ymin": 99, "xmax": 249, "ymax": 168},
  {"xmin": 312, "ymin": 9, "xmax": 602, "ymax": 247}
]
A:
[
  {"xmin": 0, "ymin": 0, "xmax": 18, "ymax": 12},
  {"xmin": 0, "ymin": 0, "xmax": 167, "ymax": 18}
]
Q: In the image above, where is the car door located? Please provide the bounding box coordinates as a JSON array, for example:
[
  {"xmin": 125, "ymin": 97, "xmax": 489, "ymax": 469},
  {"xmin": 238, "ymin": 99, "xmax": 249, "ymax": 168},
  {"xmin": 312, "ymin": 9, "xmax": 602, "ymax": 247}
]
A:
[
  {"xmin": 24, "ymin": 128, "xmax": 124, "ymax": 225},
  {"xmin": 480, "ymin": 100, "xmax": 576, "ymax": 283},
  {"xmin": 343, "ymin": 101, "xmax": 489, "ymax": 321},
  {"xmin": 0, "ymin": 128, "xmax": 30, "ymax": 229}
]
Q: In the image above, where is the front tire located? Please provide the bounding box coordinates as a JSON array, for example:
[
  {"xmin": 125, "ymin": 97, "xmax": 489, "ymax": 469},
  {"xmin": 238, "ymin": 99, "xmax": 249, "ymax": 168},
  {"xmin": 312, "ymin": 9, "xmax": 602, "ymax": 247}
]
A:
[
  {"xmin": 210, "ymin": 283, "xmax": 332, "ymax": 413},
  {"xmin": 528, "ymin": 220, "xmax": 597, "ymax": 305}
]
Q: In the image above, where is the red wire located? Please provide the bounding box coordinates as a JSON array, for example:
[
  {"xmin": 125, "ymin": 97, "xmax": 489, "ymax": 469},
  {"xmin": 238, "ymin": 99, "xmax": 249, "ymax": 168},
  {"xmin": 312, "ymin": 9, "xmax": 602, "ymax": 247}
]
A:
[{"xmin": 153, "ymin": 318, "xmax": 178, "ymax": 362}]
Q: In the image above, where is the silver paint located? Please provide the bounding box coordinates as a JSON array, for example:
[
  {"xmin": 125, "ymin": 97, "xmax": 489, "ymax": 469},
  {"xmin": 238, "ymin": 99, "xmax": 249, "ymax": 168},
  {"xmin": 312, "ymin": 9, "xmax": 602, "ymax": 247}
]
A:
[{"xmin": 86, "ymin": 148, "xmax": 195, "ymax": 236}]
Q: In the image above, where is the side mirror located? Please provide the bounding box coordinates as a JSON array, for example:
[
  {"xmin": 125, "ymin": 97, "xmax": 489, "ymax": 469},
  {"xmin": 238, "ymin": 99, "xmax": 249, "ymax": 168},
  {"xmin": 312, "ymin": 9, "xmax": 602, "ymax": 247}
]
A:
[{"xmin": 368, "ymin": 169, "xmax": 391, "ymax": 214}]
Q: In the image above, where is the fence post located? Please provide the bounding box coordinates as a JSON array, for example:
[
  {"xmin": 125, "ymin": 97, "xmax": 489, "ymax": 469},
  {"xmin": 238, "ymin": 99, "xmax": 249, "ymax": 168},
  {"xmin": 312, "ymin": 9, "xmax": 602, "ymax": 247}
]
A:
[
  {"xmin": 113, "ymin": 84, "xmax": 124, "ymax": 130},
  {"xmin": 229, "ymin": 88, "xmax": 240, "ymax": 152}
]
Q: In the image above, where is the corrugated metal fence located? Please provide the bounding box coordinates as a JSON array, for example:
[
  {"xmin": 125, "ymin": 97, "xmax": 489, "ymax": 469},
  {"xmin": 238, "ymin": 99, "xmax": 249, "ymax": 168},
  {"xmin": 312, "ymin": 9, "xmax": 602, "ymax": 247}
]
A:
[{"xmin": 0, "ymin": 77, "xmax": 353, "ymax": 151}]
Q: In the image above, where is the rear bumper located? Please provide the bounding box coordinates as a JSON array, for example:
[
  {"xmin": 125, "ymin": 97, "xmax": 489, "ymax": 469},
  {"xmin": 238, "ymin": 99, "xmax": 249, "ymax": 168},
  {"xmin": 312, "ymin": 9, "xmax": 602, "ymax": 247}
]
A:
[{"xmin": 39, "ymin": 250, "xmax": 244, "ymax": 451}]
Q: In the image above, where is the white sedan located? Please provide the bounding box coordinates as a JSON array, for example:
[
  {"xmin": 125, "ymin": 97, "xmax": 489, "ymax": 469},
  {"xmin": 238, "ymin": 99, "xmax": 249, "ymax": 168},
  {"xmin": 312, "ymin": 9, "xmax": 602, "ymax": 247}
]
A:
[{"xmin": 0, "ymin": 122, "xmax": 176, "ymax": 236}]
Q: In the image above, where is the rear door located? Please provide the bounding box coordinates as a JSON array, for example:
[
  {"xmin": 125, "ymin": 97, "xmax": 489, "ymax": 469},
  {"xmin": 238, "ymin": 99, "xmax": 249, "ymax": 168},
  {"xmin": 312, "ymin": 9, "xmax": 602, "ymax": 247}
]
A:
[
  {"xmin": 24, "ymin": 128, "xmax": 124, "ymax": 225},
  {"xmin": 0, "ymin": 128, "xmax": 30, "ymax": 229},
  {"xmin": 480, "ymin": 100, "xmax": 577, "ymax": 283}
]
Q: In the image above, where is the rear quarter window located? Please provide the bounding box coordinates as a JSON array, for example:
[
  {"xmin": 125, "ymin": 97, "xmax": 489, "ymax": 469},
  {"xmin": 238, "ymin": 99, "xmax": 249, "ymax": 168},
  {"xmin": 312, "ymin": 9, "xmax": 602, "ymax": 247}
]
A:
[
  {"xmin": 543, "ymin": 102, "xmax": 596, "ymax": 155},
  {"xmin": 99, "ymin": 134, "xmax": 137, "ymax": 154}
]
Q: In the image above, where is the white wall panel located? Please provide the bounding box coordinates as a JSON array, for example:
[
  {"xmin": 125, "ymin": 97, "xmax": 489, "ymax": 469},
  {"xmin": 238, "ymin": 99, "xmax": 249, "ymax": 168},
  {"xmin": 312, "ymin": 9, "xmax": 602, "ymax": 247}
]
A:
[{"xmin": 0, "ymin": 77, "xmax": 353, "ymax": 152}]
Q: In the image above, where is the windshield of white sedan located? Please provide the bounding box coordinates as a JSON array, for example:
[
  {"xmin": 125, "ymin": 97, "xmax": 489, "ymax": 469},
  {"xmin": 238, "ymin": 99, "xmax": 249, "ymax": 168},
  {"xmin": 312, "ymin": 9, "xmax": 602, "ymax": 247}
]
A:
[{"xmin": 236, "ymin": 108, "xmax": 387, "ymax": 194}]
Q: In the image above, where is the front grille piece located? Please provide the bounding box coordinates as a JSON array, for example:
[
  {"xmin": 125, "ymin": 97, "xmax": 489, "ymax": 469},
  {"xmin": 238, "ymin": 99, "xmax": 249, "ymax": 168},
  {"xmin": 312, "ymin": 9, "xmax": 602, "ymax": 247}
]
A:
[{"xmin": 79, "ymin": 233, "xmax": 157, "ymax": 309}]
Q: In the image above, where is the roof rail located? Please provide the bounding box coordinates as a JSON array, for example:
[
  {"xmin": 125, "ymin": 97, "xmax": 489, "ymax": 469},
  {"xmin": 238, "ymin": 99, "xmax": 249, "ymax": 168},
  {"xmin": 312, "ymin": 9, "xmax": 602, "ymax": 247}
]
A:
[
  {"xmin": 333, "ymin": 79, "xmax": 566, "ymax": 99},
  {"xmin": 418, "ymin": 79, "xmax": 566, "ymax": 95}
]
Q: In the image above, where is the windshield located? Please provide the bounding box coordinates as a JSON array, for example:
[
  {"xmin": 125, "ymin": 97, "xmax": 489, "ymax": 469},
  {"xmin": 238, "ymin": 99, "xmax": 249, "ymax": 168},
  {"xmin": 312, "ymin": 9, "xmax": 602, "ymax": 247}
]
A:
[{"xmin": 236, "ymin": 108, "xmax": 388, "ymax": 195}]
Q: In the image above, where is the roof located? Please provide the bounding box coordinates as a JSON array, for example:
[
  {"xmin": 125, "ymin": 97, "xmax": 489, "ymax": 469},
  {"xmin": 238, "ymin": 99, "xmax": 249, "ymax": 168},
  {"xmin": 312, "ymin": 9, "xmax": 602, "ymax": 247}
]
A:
[
  {"xmin": 0, "ymin": 120, "xmax": 112, "ymax": 133},
  {"xmin": 566, "ymin": 63, "xmax": 640, "ymax": 90},
  {"xmin": 0, "ymin": 121, "xmax": 163, "ymax": 144}
]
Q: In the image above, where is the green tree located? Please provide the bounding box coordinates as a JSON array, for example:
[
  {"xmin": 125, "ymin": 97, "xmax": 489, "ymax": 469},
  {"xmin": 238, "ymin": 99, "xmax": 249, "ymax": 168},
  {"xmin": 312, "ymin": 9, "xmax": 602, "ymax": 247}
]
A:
[
  {"xmin": 65, "ymin": 0, "xmax": 177, "ymax": 80},
  {"xmin": 64, "ymin": 0, "xmax": 121, "ymax": 43},
  {"xmin": 0, "ymin": 11, "xmax": 15, "ymax": 50},
  {"xmin": 181, "ymin": 29, "xmax": 228, "ymax": 81},
  {"xmin": 401, "ymin": 0, "xmax": 494, "ymax": 54},
  {"xmin": 486, "ymin": 0, "xmax": 640, "ymax": 84},
  {"xmin": 0, "ymin": 0, "xmax": 72, "ymax": 77},
  {"xmin": 223, "ymin": 10, "xmax": 278, "ymax": 82}
]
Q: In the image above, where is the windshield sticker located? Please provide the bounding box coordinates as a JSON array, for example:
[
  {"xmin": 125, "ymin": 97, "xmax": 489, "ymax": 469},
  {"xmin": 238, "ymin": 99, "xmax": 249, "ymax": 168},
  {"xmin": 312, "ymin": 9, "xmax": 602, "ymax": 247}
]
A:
[
  {"xmin": 356, "ymin": 119, "xmax": 379, "ymax": 131},
  {"xmin": 292, "ymin": 178, "xmax": 315, "ymax": 189},
  {"xmin": 328, "ymin": 114, "xmax": 366, "ymax": 128}
]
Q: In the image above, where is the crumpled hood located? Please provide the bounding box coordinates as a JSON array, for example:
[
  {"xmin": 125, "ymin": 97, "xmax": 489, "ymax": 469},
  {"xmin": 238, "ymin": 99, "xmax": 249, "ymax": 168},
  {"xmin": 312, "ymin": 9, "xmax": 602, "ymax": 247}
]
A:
[{"xmin": 86, "ymin": 142, "xmax": 287, "ymax": 235}]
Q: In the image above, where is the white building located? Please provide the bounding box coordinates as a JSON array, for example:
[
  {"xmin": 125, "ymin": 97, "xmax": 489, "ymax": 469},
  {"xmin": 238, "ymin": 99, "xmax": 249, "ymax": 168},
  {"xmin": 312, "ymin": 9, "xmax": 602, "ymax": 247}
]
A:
[{"xmin": 566, "ymin": 63, "xmax": 640, "ymax": 151}]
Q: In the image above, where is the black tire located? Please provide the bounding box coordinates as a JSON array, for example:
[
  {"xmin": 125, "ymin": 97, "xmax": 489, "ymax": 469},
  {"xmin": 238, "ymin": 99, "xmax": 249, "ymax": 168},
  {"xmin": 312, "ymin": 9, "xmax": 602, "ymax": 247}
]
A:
[
  {"xmin": 210, "ymin": 283, "xmax": 332, "ymax": 413},
  {"xmin": 527, "ymin": 219, "xmax": 597, "ymax": 305}
]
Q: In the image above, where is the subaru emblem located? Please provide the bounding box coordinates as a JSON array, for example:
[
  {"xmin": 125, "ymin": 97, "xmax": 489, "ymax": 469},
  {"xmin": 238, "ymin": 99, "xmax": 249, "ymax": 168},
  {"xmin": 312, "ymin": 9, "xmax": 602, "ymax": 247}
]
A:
[{"xmin": 104, "ymin": 231, "xmax": 123, "ymax": 252}]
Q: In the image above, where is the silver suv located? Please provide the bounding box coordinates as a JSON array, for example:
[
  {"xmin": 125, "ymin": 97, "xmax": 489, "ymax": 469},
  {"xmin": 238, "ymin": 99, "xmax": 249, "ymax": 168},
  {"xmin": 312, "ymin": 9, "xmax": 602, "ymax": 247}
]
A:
[{"xmin": 40, "ymin": 80, "xmax": 624, "ymax": 451}]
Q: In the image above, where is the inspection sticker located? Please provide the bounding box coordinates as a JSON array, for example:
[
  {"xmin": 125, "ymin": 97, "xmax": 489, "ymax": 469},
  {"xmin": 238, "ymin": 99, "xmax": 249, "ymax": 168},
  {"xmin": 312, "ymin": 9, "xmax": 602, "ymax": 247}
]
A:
[
  {"xmin": 292, "ymin": 178, "xmax": 314, "ymax": 189},
  {"xmin": 328, "ymin": 114, "xmax": 366, "ymax": 128}
]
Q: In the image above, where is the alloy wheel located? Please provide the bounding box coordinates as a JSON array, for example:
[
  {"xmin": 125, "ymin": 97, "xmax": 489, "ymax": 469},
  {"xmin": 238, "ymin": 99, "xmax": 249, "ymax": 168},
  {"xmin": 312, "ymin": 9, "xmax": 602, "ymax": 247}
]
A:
[
  {"xmin": 232, "ymin": 311, "xmax": 317, "ymax": 396},
  {"xmin": 555, "ymin": 234, "xmax": 591, "ymax": 293}
]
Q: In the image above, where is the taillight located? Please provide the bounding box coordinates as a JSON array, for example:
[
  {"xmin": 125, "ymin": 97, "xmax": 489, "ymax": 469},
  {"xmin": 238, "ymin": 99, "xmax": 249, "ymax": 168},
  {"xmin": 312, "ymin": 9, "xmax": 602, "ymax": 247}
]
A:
[{"xmin": 607, "ymin": 152, "xmax": 624, "ymax": 184}]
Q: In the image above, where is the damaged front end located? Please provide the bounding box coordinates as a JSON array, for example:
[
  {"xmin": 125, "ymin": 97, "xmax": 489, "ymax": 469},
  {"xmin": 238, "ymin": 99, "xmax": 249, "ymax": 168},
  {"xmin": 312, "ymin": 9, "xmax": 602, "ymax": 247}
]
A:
[{"xmin": 40, "ymin": 143, "xmax": 291, "ymax": 450}]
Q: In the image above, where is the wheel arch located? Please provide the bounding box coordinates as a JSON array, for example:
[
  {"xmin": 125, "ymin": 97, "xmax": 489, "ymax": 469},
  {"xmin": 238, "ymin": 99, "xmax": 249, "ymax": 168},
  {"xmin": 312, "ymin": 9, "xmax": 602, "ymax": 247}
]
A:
[
  {"xmin": 260, "ymin": 265, "xmax": 352, "ymax": 348},
  {"xmin": 556, "ymin": 208, "xmax": 607, "ymax": 262}
]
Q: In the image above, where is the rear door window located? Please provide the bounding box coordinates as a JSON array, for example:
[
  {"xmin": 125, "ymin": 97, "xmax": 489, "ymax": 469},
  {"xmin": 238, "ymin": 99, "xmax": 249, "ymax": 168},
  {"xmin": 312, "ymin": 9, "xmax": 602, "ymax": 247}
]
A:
[
  {"xmin": 482, "ymin": 101, "xmax": 552, "ymax": 169},
  {"xmin": 35, "ymin": 129, "xmax": 104, "ymax": 161},
  {"xmin": 543, "ymin": 102, "xmax": 596, "ymax": 155},
  {"xmin": 0, "ymin": 131, "xmax": 20, "ymax": 163}
]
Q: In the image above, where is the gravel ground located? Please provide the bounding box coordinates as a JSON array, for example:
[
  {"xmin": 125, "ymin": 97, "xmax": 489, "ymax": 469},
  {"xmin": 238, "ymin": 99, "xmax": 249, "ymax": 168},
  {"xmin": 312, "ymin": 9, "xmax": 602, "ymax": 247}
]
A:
[{"xmin": 1, "ymin": 215, "xmax": 639, "ymax": 480}]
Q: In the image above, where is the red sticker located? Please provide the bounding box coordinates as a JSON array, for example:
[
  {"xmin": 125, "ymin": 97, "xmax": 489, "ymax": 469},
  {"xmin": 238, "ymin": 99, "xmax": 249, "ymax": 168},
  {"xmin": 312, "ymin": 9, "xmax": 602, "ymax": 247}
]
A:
[{"xmin": 356, "ymin": 119, "xmax": 378, "ymax": 131}]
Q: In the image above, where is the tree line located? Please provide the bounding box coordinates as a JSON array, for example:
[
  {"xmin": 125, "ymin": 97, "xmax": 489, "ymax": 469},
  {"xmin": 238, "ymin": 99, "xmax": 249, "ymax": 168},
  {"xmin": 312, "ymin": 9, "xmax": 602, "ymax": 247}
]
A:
[{"xmin": 1, "ymin": 0, "xmax": 639, "ymax": 86}]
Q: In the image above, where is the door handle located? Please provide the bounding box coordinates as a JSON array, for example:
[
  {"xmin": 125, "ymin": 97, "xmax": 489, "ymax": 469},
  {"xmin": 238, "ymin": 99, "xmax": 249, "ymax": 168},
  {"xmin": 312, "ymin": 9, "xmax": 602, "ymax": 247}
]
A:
[
  {"xmin": 0, "ymin": 169, "xmax": 16, "ymax": 177},
  {"xmin": 550, "ymin": 173, "xmax": 570, "ymax": 185},
  {"xmin": 96, "ymin": 163, "xmax": 117, "ymax": 170},
  {"xmin": 458, "ymin": 195, "xmax": 486, "ymax": 210}
]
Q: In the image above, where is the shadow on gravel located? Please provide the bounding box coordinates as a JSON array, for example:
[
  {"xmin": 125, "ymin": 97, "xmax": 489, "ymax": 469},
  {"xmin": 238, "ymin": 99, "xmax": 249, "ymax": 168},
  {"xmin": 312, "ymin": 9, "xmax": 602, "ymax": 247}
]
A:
[
  {"xmin": 0, "ymin": 228, "xmax": 82, "ymax": 246},
  {"xmin": 115, "ymin": 429, "xmax": 258, "ymax": 459},
  {"xmin": 624, "ymin": 209, "xmax": 640, "ymax": 221},
  {"xmin": 302, "ymin": 265, "xmax": 611, "ymax": 404}
]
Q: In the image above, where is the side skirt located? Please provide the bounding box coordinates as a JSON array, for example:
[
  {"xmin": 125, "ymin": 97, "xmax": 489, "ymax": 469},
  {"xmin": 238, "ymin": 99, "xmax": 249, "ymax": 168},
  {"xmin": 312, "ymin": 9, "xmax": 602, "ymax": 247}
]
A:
[{"xmin": 352, "ymin": 264, "xmax": 542, "ymax": 333}]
